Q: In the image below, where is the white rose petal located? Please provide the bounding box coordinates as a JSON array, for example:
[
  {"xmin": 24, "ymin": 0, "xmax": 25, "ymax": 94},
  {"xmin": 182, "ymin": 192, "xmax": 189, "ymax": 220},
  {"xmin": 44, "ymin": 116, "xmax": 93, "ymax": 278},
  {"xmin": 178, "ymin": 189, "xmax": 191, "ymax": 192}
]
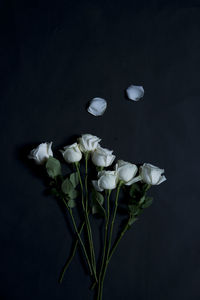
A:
[
  {"xmin": 92, "ymin": 180, "xmax": 103, "ymax": 192},
  {"xmin": 92, "ymin": 145, "xmax": 115, "ymax": 167},
  {"xmin": 87, "ymin": 98, "xmax": 107, "ymax": 116},
  {"xmin": 124, "ymin": 175, "xmax": 141, "ymax": 186},
  {"xmin": 61, "ymin": 143, "xmax": 82, "ymax": 163},
  {"xmin": 157, "ymin": 175, "xmax": 167, "ymax": 185},
  {"xmin": 93, "ymin": 170, "xmax": 118, "ymax": 191},
  {"xmin": 78, "ymin": 134, "xmax": 101, "ymax": 152},
  {"xmin": 126, "ymin": 85, "xmax": 144, "ymax": 101},
  {"xmin": 28, "ymin": 142, "xmax": 53, "ymax": 165},
  {"xmin": 115, "ymin": 160, "xmax": 138, "ymax": 185},
  {"xmin": 140, "ymin": 163, "xmax": 166, "ymax": 185}
]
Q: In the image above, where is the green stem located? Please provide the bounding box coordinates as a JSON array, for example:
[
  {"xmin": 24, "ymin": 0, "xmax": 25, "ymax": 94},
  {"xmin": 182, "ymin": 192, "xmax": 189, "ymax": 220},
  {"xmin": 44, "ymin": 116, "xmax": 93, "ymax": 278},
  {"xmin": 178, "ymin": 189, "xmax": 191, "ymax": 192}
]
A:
[
  {"xmin": 90, "ymin": 280, "xmax": 97, "ymax": 291},
  {"xmin": 108, "ymin": 184, "xmax": 152, "ymax": 263},
  {"xmin": 108, "ymin": 217, "xmax": 130, "ymax": 262},
  {"xmin": 62, "ymin": 198, "xmax": 92, "ymax": 275},
  {"xmin": 107, "ymin": 182, "xmax": 122, "ymax": 255},
  {"xmin": 59, "ymin": 221, "xmax": 85, "ymax": 283},
  {"xmin": 75, "ymin": 162, "xmax": 85, "ymax": 211},
  {"xmin": 75, "ymin": 162, "xmax": 97, "ymax": 283},
  {"xmin": 107, "ymin": 184, "xmax": 152, "ymax": 264},
  {"xmin": 146, "ymin": 184, "xmax": 151, "ymax": 191},
  {"xmin": 85, "ymin": 154, "xmax": 89, "ymax": 212},
  {"xmin": 95, "ymin": 216, "xmax": 131, "ymax": 300},
  {"xmin": 95, "ymin": 216, "xmax": 131, "ymax": 299},
  {"xmin": 98, "ymin": 182, "xmax": 123, "ymax": 300},
  {"xmin": 84, "ymin": 154, "xmax": 97, "ymax": 280},
  {"xmin": 97, "ymin": 190, "xmax": 111, "ymax": 300}
]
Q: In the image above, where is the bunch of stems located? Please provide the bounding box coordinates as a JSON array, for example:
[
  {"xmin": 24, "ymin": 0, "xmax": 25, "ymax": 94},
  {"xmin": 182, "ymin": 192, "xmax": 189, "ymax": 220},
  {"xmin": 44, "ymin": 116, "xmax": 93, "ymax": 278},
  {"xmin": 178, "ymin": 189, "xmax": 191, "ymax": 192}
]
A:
[
  {"xmin": 59, "ymin": 162, "xmax": 132, "ymax": 300},
  {"xmin": 75, "ymin": 155, "xmax": 97, "ymax": 283},
  {"xmin": 96, "ymin": 181, "xmax": 125, "ymax": 300},
  {"xmin": 59, "ymin": 155, "xmax": 97, "ymax": 284}
]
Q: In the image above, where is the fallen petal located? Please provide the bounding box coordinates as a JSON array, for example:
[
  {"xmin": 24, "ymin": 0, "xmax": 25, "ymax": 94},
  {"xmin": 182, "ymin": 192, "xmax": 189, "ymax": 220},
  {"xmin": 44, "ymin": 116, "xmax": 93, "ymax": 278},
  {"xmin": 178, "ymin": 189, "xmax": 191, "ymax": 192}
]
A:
[
  {"xmin": 87, "ymin": 97, "xmax": 107, "ymax": 116},
  {"xmin": 126, "ymin": 85, "xmax": 144, "ymax": 101}
]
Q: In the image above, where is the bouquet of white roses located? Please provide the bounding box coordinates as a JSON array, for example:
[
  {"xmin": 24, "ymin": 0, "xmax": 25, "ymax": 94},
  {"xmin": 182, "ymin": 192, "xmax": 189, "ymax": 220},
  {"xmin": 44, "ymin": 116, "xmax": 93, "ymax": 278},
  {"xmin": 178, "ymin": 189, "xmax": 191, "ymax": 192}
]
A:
[{"xmin": 29, "ymin": 134, "xmax": 166, "ymax": 300}]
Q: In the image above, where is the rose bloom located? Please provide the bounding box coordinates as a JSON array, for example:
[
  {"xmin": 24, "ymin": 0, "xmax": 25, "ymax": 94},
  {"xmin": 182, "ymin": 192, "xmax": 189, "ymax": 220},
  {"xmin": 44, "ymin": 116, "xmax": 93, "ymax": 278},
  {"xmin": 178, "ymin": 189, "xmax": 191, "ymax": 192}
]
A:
[
  {"xmin": 92, "ymin": 146, "xmax": 115, "ymax": 167},
  {"xmin": 78, "ymin": 134, "xmax": 101, "ymax": 152},
  {"xmin": 140, "ymin": 163, "xmax": 166, "ymax": 185},
  {"xmin": 115, "ymin": 160, "xmax": 138, "ymax": 185},
  {"xmin": 61, "ymin": 143, "xmax": 82, "ymax": 163},
  {"xmin": 28, "ymin": 142, "xmax": 53, "ymax": 165},
  {"xmin": 92, "ymin": 170, "xmax": 118, "ymax": 191}
]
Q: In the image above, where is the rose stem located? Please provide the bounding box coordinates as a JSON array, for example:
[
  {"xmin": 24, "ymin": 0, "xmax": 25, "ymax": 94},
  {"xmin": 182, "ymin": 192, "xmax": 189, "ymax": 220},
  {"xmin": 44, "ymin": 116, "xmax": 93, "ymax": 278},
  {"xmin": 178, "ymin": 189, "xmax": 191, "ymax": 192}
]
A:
[
  {"xmin": 96, "ymin": 190, "xmax": 111, "ymax": 299},
  {"xmin": 84, "ymin": 154, "xmax": 97, "ymax": 279},
  {"xmin": 59, "ymin": 221, "xmax": 85, "ymax": 284},
  {"xmin": 98, "ymin": 181, "xmax": 123, "ymax": 300},
  {"xmin": 108, "ymin": 184, "xmax": 151, "ymax": 262},
  {"xmin": 75, "ymin": 162, "xmax": 98, "ymax": 283},
  {"xmin": 61, "ymin": 198, "xmax": 93, "ymax": 275},
  {"xmin": 75, "ymin": 162, "xmax": 85, "ymax": 211},
  {"xmin": 107, "ymin": 218, "xmax": 130, "ymax": 263}
]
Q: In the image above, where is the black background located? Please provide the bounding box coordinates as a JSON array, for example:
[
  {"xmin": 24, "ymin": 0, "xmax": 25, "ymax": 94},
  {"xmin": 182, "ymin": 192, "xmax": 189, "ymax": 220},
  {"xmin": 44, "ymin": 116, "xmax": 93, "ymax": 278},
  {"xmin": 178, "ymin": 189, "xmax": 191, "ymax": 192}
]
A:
[{"xmin": 1, "ymin": 0, "xmax": 200, "ymax": 299}]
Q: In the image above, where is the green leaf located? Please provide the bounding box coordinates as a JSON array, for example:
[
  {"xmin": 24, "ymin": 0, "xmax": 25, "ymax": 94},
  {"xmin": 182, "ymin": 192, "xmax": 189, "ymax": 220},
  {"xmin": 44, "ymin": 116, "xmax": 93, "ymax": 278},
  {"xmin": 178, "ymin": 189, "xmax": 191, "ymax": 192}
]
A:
[
  {"xmin": 128, "ymin": 204, "xmax": 138, "ymax": 213},
  {"xmin": 92, "ymin": 203, "xmax": 105, "ymax": 215},
  {"xmin": 68, "ymin": 199, "xmax": 76, "ymax": 208},
  {"xmin": 95, "ymin": 191, "xmax": 104, "ymax": 206},
  {"xmin": 96, "ymin": 166, "xmax": 104, "ymax": 172},
  {"xmin": 92, "ymin": 205, "xmax": 101, "ymax": 215},
  {"xmin": 142, "ymin": 197, "xmax": 153, "ymax": 208},
  {"xmin": 129, "ymin": 183, "xmax": 140, "ymax": 198},
  {"xmin": 61, "ymin": 178, "xmax": 74, "ymax": 195},
  {"xmin": 91, "ymin": 190, "xmax": 105, "ymax": 217},
  {"xmin": 46, "ymin": 157, "xmax": 62, "ymax": 179},
  {"xmin": 137, "ymin": 208, "xmax": 144, "ymax": 216},
  {"xmin": 142, "ymin": 183, "xmax": 150, "ymax": 192},
  {"xmin": 62, "ymin": 177, "xmax": 78, "ymax": 200},
  {"xmin": 139, "ymin": 195, "xmax": 146, "ymax": 205},
  {"xmin": 50, "ymin": 188, "xmax": 60, "ymax": 197},
  {"xmin": 128, "ymin": 215, "xmax": 138, "ymax": 226},
  {"xmin": 70, "ymin": 172, "xmax": 79, "ymax": 188},
  {"xmin": 68, "ymin": 189, "xmax": 78, "ymax": 200}
]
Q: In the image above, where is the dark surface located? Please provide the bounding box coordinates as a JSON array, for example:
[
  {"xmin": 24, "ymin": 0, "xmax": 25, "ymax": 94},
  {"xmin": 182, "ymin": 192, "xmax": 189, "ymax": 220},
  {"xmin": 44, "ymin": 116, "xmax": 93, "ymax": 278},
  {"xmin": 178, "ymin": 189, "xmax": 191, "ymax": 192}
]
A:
[{"xmin": 1, "ymin": 0, "xmax": 200, "ymax": 299}]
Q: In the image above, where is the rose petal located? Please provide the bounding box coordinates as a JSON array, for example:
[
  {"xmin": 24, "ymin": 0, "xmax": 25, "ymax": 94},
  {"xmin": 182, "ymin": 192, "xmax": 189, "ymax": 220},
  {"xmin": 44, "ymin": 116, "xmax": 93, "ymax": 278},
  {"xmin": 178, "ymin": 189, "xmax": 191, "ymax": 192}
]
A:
[
  {"xmin": 126, "ymin": 85, "xmax": 144, "ymax": 101},
  {"xmin": 157, "ymin": 175, "xmax": 167, "ymax": 185},
  {"xmin": 125, "ymin": 175, "xmax": 142, "ymax": 186},
  {"xmin": 87, "ymin": 98, "xmax": 107, "ymax": 116},
  {"xmin": 92, "ymin": 180, "xmax": 103, "ymax": 192}
]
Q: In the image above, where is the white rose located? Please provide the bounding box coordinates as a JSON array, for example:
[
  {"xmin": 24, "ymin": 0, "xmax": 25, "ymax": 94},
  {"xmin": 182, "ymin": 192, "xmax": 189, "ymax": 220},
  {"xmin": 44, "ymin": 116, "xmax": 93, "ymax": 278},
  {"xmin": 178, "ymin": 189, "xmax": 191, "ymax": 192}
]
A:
[
  {"xmin": 140, "ymin": 163, "xmax": 166, "ymax": 185},
  {"xmin": 91, "ymin": 146, "xmax": 115, "ymax": 167},
  {"xmin": 78, "ymin": 134, "xmax": 101, "ymax": 152},
  {"xmin": 28, "ymin": 142, "xmax": 53, "ymax": 165},
  {"xmin": 115, "ymin": 160, "xmax": 138, "ymax": 185},
  {"xmin": 92, "ymin": 170, "xmax": 118, "ymax": 191},
  {"xmin": 61, "ymin": 143, "xmax": 82, "ymax": 163}
]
